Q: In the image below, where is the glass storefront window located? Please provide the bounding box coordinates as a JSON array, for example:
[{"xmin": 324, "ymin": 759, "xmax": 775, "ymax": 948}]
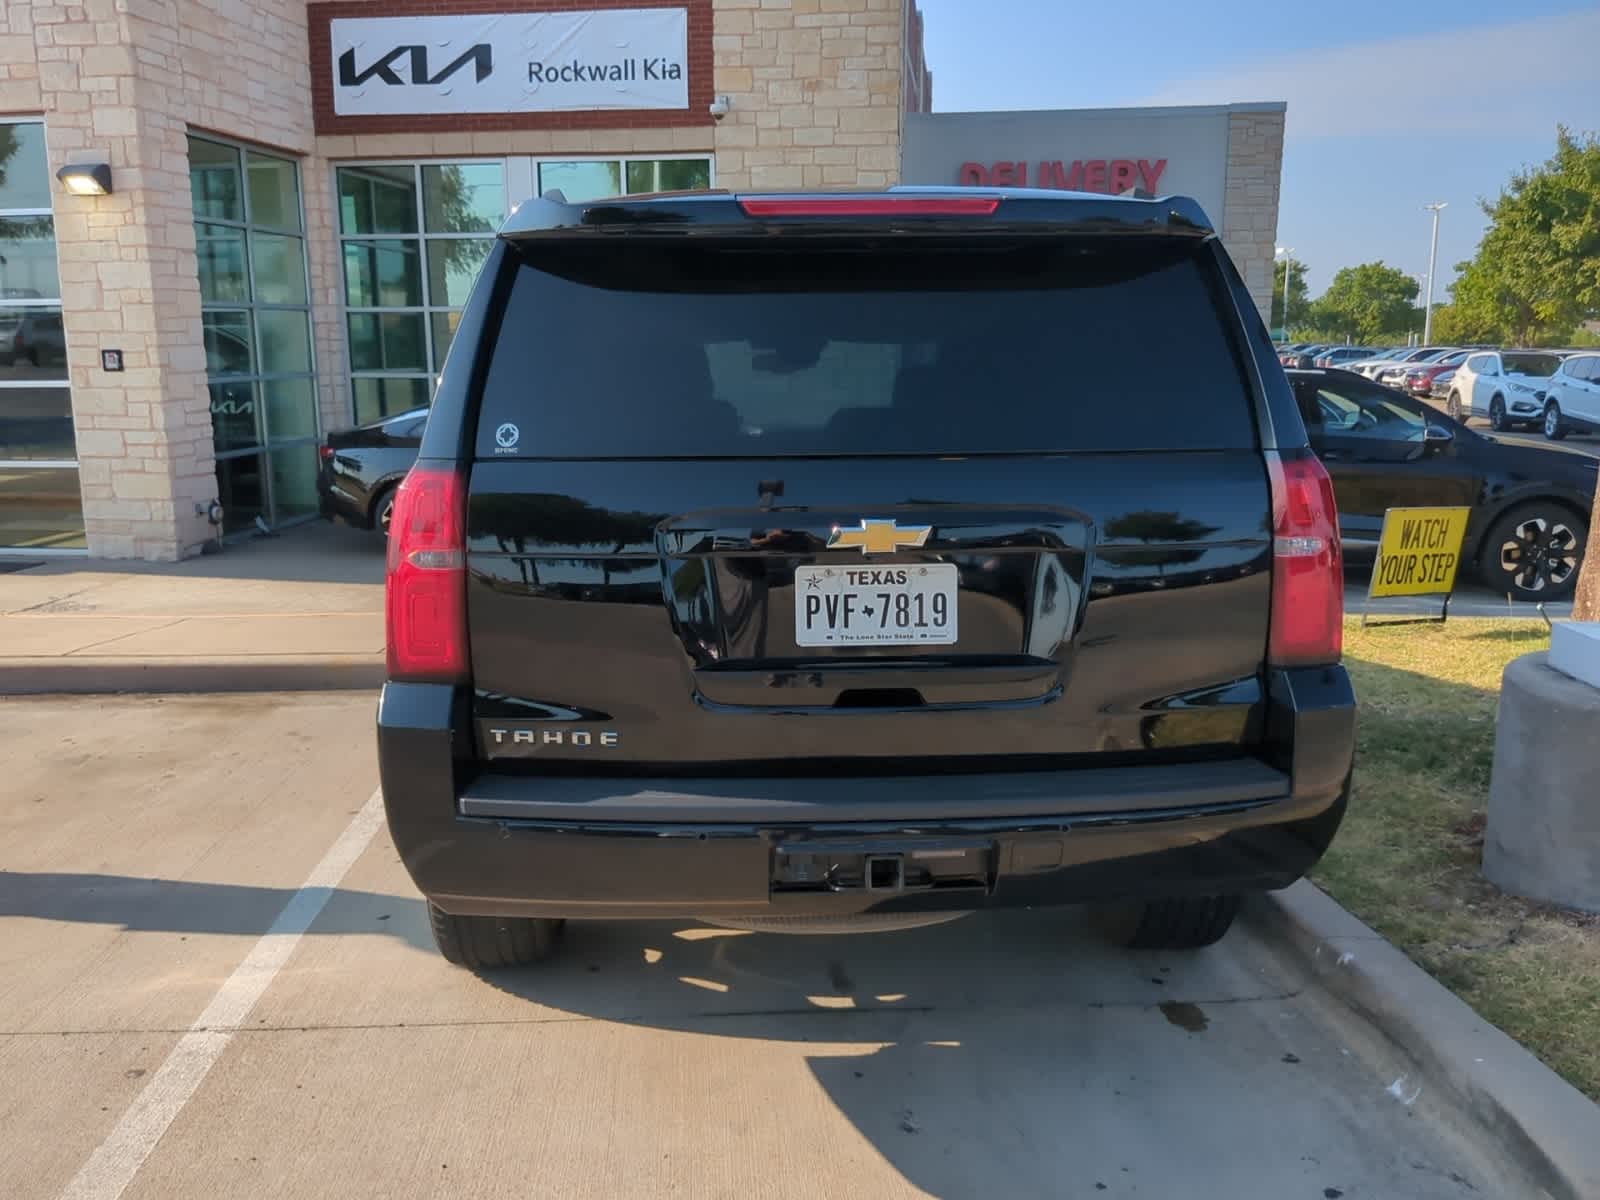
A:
[
  {"xmin": 270, "ymin": 442, "xmax": 320, "ymax": 519},
  {"xmin": 189, "ymin": 138, "xmax": 244, "ymax": 222},
  {"xmin": 538, "ymin": 160, "xmax": 622, "ymax": 202},
  {"xmin": 343, "ymin": 240, "xmax": 422, "ymax": 308},
  {"xmin": 0, "ymin": 306, "xmax": 67, "ymax": 378},
  {"xmin": 250, "ymin": 232, "xmax": 308, "ymax": 305},
  {"xmin": 348, "ymin": 312, "xmax": 426, "ymax": 373},
  {"xmin": 339, "ymin": 166, "xmax": 418, "ymax": 235},
  {"xmin": 0, "ymin": 465, "xmax": 85, "ymax": 550},
  {"xmin": 0, "ymin": 120, "xmax": 81, "ymax": 552},
  {"xmin": 246, "ymin": 153, "xmax": 302, "ymax": 234},
  {"xmin": 353, "ymin": 376, "xmax": 430, "ymax": 424},
  {"xmin": 189, "ymin": 134, "xmax": 317, "ymax": 534},
  {"xmin": 426, "ymin": 238, "xmax": 492, "ymax": 308},
  {"xmin": 209, "ymin": 379, "xmax": 260, "ymax": 452},
  {"xmin": 0, "ymin": 386, "xmax": 75, "ymax": 459},
  {"xmin": 626, "ymin": 159, "xmax": 712, "ymax": 194},
  {"xmin": 202, "ymin": 310, "xmax": 253, "ymax": 376},
  {"xmin": 257, "ymin": 309, "xmax": 312, "ymax": 374},
  {"xmin": 263, "ymin": 378, "xmax": 318, "ymax": 441},
  {"xmin": 338, "ymin": 158, "xmax": 710, "ymax": 427},
  {"xmin": 0, "ymin": 216, "xmax": 61, "ymax": 299},
  {"xmin": 0, "ymin": 123, "xmax": 52, "ymax": 211},
  {"xmin": 196, "ymin": 224, "xmax": 249, "ymax": 303},
  {"xmin": 430, "ymin": 311, "xmax": 464, "ymax": 368},
  {"xmin": 423, "ymin": 164, "xmax": 505, "ymax": 234}
]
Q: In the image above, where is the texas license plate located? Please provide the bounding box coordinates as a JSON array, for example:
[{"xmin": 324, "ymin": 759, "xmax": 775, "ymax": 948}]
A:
[{"xmin": 794, "ymin": 564, "xmax": 958, "ymax": 646}]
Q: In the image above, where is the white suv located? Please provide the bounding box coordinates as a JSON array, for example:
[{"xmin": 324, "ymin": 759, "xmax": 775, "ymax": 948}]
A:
[
  {"xmin": 1446, "ymin": 350, "xmax": 1564, "ymax": 431},
  {"xmin": 1541, "ymin": 352, "xmax": 1600, "ymax": 441}
]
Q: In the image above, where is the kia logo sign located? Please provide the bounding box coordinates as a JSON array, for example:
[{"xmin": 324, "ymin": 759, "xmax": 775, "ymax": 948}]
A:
[
  {"xmin": 961, "ymin": 158, "xmax": 1168, "ymax": 194},
  {"xmin": 329, "ymin": 10, "xmax": 689, "ymax": 117},
  {"xmin": 337, "ymin": 44, "xmax": 493, "ymax": 88}
]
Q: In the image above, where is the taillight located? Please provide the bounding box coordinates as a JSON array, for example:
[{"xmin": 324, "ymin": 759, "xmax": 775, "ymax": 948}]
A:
[
  {"xmin": 1267, "ymin": 452, "xmax": 1343, "ymax": 667},
  {"xmin": 318, "ymin": 445, "xmax": 335, "ymax": 462},
  {"xmin": 385, "ymin": 465, "xmax": 467, "ymax": 682},
  {"xmin": 737, "ymin": 196, "xmax": 1001, "ymax": 217}
]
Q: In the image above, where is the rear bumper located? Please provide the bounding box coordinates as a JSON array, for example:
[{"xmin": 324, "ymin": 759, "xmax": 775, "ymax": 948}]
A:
[
  {"xmin": 377, "ymin": 667, "xmax": 1355, "ymax": 920},
  {"xmin": 317, "ymin": 474, "xmax": 369, "ymax": 528}
]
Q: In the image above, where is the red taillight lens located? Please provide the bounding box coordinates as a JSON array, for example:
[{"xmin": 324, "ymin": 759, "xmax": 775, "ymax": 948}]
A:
[
  {"xmin": 737, "ymin": 196, "xmax": 1001, "ymax": 217},
  {"xmin": 1267, "ymin": 452, "xmax": 1343, "ymax": 667},
  {"xmin": 319, "ymin": 445, "xmax": 335, "ymax": 461},
  {"xmin": 385, "ymin": 465, "xmax": 467, "ymax": 682}
]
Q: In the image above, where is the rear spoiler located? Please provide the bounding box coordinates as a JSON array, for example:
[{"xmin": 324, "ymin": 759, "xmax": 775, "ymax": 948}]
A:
[{"xmin": 499, "ymin": 186, "xmax": 1215, "ymax": 241}]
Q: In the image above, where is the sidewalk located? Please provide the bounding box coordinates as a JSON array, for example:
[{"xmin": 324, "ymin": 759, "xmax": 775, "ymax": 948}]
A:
[{"xmin": 0, "ymin": 523, "xmax": 385, "ymax": 693}]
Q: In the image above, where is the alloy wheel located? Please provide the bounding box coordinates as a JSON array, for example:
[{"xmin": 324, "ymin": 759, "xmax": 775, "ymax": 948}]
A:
[
  {"xmin": 1499, "ymin": 516, "xmax": 1580, "ymax": 593},
  {"xmin": 1543, "ymin": 403, "xmax": 1563, "ymax": 440},
  {"xmin": 1489, "ymin": 397, "xmax": 1507, "ymax": 431},
  {"xmin": 1447, "ymin": 393, "xmax": 1462, "ymax": 421}
]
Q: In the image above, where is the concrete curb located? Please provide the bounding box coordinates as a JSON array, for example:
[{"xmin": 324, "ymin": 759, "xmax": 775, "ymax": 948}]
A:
[
  {"xmin": 1247, "ymin": 880, "xmax": 1600, "ymax": 1200},
  {"xmin": 0, "ymin": 655, "xmax": 385, "ymax": 695}
]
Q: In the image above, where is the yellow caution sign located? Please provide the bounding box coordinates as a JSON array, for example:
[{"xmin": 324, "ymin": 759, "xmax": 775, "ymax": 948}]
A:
[{"xmin": 1370, "ymin": 507, "xmax": 1472, "ymax": 597}]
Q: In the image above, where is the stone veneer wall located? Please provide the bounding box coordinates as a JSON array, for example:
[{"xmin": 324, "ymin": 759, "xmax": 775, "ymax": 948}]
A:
[
  {"xmin": 711, "ymin": 0, "xmax": 903, "ymax": 190},
  {"xmin": 1220, "ymin": 109, "xmax": 1286, "ymax": 321},
  {"xmin": 0, "ymin": 0, "xmax": 323, "ymax": 559}
]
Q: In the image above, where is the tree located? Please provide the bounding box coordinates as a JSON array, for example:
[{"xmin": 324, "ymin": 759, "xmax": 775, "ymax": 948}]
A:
[
  {"xmin": 1297, "ymin": 262, "xmax": 1422, "ymax": 343},
  {"xmin": 1431, "ymin": 128, "xmax": 1600, "ymax": 346},
  {"xmin": 1577, "ymin": 491, "xmax": 1600, "ymax": 622},
  {"xmin": 1270, "ymin": 256, "xmax": 1309, "ymax": 333}
]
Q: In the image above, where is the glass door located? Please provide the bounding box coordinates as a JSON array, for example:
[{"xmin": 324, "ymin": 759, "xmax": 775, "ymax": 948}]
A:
[{"xmin": 189, "ymin": 135, "xmax": 318, "ymax": 533}]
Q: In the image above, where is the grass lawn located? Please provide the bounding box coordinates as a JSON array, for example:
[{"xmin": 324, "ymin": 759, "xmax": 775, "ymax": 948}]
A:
[{"xmin": 1316, "ymin": 618, "xmax": 1600, "ymax": 1100}]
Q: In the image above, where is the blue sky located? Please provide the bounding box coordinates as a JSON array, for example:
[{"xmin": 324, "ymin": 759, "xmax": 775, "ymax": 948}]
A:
[{"xmin": 917, "ymin": 0, "xmax": 1597, "ymax": 297}]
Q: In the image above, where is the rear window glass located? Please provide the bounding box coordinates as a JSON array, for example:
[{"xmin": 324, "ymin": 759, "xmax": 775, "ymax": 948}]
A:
[
  {"xmin": 1502, "ymin": 352, "xmax": 1559, "ymax": 377},
  {"xmin": 477, "ymin": 240, "xmax": 1256, "ymax": 457}
]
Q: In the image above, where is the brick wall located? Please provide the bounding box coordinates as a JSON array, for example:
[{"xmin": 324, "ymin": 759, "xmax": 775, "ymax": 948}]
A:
[
  {"xmin": 711, "ymin": 0, "xmax": 903, "ymax": 190},
  {"xmin": 1220, "ymin": 110, "xmax": 1285, "ymax": 321}
]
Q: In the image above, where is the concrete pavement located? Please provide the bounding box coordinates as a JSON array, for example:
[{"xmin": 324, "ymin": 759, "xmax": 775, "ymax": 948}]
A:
[
  {"xmin": 0, "ymin": 523, "xmax": 385, "ymax": 693},
  {"xmin": 0, "ymin": 692, "xmax": 1566, "ymax": 1200}
]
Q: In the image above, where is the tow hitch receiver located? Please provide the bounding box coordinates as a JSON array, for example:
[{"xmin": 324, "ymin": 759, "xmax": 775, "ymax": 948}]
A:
[{"xmin": 772, "ymin": 839, "xmax": 995, "ymax": 895}]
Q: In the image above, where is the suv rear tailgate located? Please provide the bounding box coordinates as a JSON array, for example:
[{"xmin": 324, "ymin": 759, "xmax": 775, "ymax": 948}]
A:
[{"xmin": 462, "ymin": 220, "xmax": 1274, "ymax": 772}]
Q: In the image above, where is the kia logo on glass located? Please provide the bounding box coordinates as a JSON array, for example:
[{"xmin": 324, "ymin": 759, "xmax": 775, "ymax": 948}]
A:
[{"xmin": 337, "ymin": 44, "xmax": 493, "ymax": 88}]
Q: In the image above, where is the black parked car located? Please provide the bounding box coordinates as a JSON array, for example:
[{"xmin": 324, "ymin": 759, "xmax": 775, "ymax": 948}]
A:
[
  {"xmin": 1288, "ymin": 369, "xmax": 1596, "ymax": 599},
  {"xmin": 316, "ymin": 408, "xmax": 425, "ymax": 537},
  {"xmin": 378, "ymin": 187, "xmax": 1355, "ymax": 968}
]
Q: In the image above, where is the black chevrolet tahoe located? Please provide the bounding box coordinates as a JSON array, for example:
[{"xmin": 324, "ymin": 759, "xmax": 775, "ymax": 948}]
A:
[{"xmin": 377, "ymin": 188, "xmax": 1355, "ymax": 968}]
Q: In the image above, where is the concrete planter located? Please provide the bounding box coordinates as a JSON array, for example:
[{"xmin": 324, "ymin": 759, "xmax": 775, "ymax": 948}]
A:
[{"xmin": 1484, "ymin": 645, "xmax": 1600, "ymax": 913}]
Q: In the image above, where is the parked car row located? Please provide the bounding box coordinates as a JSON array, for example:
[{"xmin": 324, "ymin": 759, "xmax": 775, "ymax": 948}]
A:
[
  {"xmin": 1289, "ymin": 367, "xmax": 1595, "ymax": 599},
  {"xmin": 1278, "ymin": 341, "xmax": 1600, "ymax": 441}
]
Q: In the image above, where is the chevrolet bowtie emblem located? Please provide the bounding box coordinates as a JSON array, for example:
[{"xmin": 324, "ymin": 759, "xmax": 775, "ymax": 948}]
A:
[{"xmin": 827, "ymin": 519, "xmax": 933, "ymax": 555}]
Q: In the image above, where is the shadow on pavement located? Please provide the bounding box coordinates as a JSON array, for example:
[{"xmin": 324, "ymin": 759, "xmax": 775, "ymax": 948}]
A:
[
  {"xmin": 0, "ymin": 870, "xmax": 431, "ymax": 952},
  {"xmin": 449, "ymin": 913, "xmax": 1473, "ymax": 1199}
]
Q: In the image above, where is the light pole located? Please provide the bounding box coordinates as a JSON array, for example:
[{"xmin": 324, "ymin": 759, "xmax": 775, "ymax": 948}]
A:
[
  {"xmin": 1275, "ymin": 245, "xmax": 1295, "ymax": 338},
  {"xmin": 1423, "ymin": 202, "xmax": 1447, "ymax": 344}
]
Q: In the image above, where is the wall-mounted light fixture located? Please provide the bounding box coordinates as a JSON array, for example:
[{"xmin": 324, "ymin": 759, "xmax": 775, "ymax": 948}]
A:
[{"xmin": 56, "ymin": 161, "xmax": 114, "ymax": 196}]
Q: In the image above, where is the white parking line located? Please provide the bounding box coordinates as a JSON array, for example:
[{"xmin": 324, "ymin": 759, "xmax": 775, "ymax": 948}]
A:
[{"xmin": 57, "ymin": 788, "xmax": 387, "ymax": 1200}]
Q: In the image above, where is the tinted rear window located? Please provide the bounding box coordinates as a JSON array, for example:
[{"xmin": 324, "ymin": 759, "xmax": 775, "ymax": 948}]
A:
[{"xmin": 477, "ymin": 239, "xmax": 1256, "ymax": 457}]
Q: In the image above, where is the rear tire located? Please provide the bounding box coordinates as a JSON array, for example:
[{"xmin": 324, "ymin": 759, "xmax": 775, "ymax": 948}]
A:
[
  {"xmin": 1447, "ymin": 392, "xmax": 1463, "ymax": 422},
  {"xmin": 1543, "ymin": 400, "xmax": 1568, "ymax": 441},
  {"xmin": 1095, "ymin": 894, "xmax": 1241, "ymax": 950},
  {"xmin": 427, "ymin": 902, "xmax": 564, "ymax": 967}
]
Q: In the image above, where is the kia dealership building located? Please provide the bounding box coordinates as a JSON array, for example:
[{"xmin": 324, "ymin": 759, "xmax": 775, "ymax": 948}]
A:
[{"xmin": 0, "ymin": 1, "xmax": 1282, "ymax": 559}]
